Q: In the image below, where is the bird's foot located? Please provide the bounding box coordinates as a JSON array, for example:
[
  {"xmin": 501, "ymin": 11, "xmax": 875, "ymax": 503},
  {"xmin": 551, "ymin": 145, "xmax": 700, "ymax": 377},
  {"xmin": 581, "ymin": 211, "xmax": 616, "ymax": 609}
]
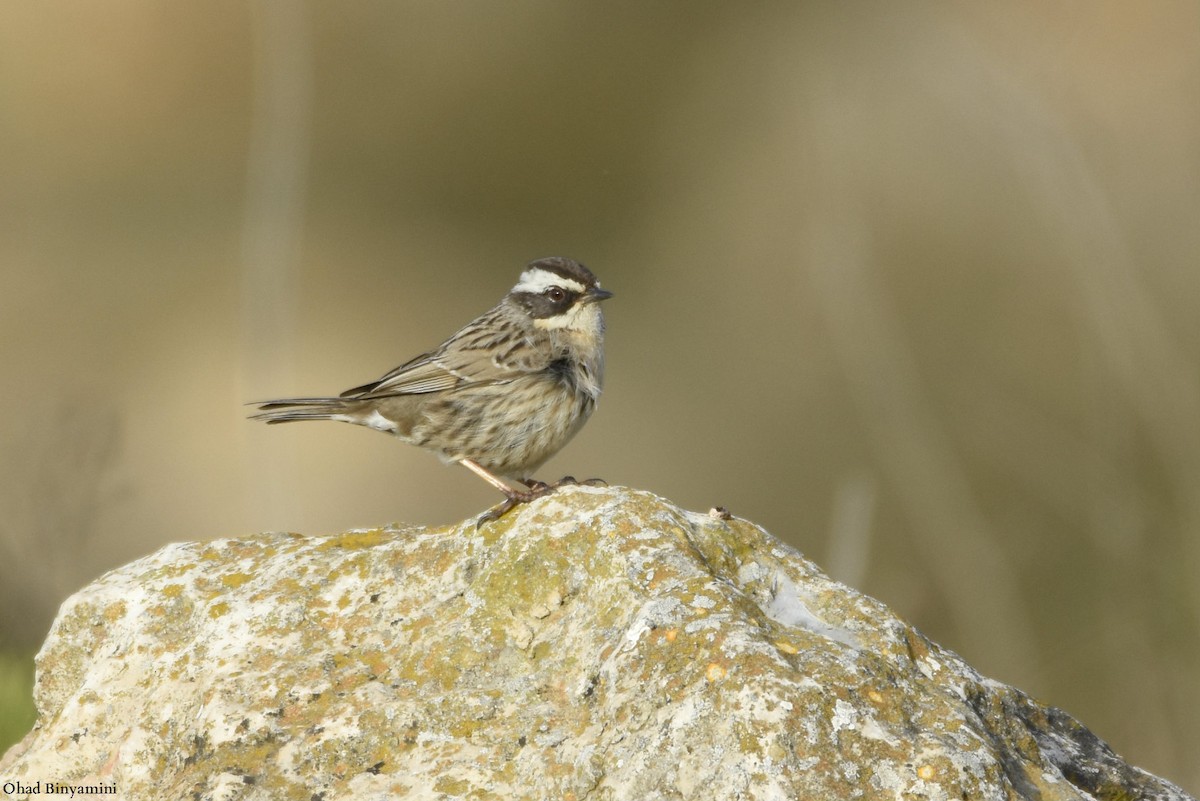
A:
[
  {"xmin": 555, "ymin": 475, "xmax": 607, "ymax": 488},
  {"xmin": 517, "ymin": 478, "xmax": 553, "ymax": 494},
  {"xmin": 474, "ymin": 481, "xmax": 557, "ymax": 528},
  {"xmin": 474, "ymin": 477, "xmax": 608, "ymax": 528}
]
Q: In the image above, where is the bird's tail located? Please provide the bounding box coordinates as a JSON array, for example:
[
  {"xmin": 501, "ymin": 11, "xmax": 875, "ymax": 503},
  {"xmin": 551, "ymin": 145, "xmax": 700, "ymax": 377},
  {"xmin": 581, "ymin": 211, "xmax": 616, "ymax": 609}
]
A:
[{"xmin": 248, "ymin": 397, "xmax": 354, "ymax": 424}]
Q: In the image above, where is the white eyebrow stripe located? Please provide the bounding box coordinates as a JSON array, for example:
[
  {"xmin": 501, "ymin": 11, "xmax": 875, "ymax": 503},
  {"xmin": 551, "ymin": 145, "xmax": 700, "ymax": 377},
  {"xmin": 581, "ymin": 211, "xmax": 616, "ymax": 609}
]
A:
[{"xmin": 512, "ymin": 268, "xmax": 586, "ymax": 295}]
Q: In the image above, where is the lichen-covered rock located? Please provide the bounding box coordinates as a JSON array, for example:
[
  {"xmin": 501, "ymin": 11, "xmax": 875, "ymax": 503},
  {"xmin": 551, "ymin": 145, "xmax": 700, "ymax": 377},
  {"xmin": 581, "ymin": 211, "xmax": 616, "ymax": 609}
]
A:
[{"xmin": 0, "ymin": 486, "xmax": 1191, "ymax": 800}]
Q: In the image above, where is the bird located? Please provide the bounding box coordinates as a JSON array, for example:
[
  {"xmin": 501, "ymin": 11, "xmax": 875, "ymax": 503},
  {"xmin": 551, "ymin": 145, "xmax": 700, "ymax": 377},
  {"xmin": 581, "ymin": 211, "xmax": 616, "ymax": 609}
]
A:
[{"xmin": 250, "ymin": 256, "xmax": 613, "ymax": 524}]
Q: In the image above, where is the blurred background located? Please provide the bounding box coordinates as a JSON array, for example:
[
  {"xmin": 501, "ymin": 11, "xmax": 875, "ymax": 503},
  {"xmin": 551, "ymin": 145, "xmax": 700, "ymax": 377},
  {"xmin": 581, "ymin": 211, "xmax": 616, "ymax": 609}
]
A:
[{"xmin": 1, "ymin": 0, "xmax": 1197, "ymax": 790}]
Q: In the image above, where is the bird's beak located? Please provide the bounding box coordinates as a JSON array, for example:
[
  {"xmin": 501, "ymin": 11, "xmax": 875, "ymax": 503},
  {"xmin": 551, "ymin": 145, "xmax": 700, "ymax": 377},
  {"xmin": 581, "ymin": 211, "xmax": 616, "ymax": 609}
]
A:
[{"xmin": 586, "ymin": 287, "xmax": 614, "ymax": 303}]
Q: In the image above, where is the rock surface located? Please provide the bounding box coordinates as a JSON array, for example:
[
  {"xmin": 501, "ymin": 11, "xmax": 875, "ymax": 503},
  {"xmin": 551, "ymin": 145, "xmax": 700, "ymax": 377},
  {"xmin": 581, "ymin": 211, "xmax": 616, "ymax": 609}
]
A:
[{"xmin": 1, "ymin": 486, "xmax": 1191, "ymax": 801}]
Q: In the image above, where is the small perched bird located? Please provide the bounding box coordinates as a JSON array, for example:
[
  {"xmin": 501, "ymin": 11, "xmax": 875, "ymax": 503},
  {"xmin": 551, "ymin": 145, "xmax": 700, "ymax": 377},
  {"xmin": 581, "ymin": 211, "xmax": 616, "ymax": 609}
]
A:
[{"xmin": 251, "ymin": 256, "xmax": 612, "ymax": 523}]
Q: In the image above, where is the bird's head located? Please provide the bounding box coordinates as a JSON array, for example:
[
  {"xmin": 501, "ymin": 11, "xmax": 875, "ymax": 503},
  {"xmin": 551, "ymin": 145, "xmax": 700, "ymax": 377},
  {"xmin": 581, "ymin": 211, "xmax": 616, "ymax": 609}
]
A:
[{"xmin": 508, "ymin": 257, "xmax": 612, "ymax": 340}]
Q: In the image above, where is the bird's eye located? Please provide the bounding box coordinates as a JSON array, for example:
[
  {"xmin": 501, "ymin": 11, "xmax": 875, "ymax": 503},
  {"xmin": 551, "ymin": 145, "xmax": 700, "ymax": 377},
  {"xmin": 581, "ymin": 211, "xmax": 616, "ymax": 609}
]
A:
[{"xmin": 545, "ymin": 286, "xmax": 566, "ymax": 303}]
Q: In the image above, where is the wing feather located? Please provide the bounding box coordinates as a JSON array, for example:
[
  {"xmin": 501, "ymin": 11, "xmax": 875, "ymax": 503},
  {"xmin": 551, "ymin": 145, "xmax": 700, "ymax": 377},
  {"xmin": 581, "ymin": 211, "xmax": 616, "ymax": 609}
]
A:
[{"xmin": 339, "ymin": 304, "xmax": 551, "ymax": 400}]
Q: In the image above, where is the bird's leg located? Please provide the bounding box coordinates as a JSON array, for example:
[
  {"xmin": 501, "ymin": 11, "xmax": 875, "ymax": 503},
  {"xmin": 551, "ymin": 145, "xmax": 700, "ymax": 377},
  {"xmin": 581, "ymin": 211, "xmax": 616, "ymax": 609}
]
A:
[
  {"xmin": 460, "ymin": 458, "xmax": 535, "ymax": 501},
  {"xmin": 461, "ymin": 459, "xmax": 554, "ymax": 527}
]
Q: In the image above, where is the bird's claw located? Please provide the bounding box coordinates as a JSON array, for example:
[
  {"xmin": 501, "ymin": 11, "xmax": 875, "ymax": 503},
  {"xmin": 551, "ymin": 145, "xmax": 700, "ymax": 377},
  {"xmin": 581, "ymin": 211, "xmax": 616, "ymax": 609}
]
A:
[
  {"xmin": 552, "ymin": 475, "xmax": 606, "ymax": 488},
  {"xmin": 475, "ymin": 495, "xmax": 520, "ymax": 528}
]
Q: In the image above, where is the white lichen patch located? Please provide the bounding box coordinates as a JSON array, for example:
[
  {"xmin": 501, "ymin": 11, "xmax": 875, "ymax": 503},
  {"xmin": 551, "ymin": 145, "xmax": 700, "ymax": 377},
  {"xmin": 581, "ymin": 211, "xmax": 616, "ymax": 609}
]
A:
[{"xmin": 831, "ymin": 698, "xmax": 860, "ymax": 732}]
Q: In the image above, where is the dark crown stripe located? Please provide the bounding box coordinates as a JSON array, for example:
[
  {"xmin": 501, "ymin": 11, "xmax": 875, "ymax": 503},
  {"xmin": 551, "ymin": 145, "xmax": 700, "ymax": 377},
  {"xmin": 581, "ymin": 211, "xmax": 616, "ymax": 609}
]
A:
[{"xmin": 526, "ymin": 257, "xmax": 598, "ymax": 288}]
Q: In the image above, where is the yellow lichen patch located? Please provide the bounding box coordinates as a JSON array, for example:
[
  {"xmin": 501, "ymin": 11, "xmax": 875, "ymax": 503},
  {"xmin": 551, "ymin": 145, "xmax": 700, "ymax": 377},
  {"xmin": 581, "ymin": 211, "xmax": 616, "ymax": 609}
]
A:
[
  {"xmin": 251, "ymin": 650, "xmax": 282, "ymax": 672},
  {"xmin": 917, "ymin": 764, "xmax": 935, "ymax": 781},
  {"xmin": 357, "ymin": 648, "xmax": 391, "ymax": 678},
  {"xmin": 221, "ymin": 572, "xmax": 253, "ymax": 589},
  {"xmin": 333, "ymin": 669, "xmax": 374, "ymax": 695},
  {"xmin": 664, "ymin": 628, "xmax": 678, "ymax": 643},
  {"xmin": 103, "ymin": 601, "xmax": 127, "ymax": 624},
  {"xmin": 706, "ymin": 662, "xmax": 727, "ymax": 681},
  {"xmin": 774, "ymin": 640, "xmax": 798, "ymax": 655},
  {"xmin": 167, "ymin": 652, "xmax": 192, "ymax": 680},
  {"xmin": 319, "ymin": 529, "xmax": 390, "ymax": 550},
  {"xmin": 208, "ymin": 602, "xmax": 230, "ymax": 619},
  {"xmin": 448, "ymin": 717, "xmax": 485, "ymax": 739},
  {"xmin": 264, "ymin": 577, "xmax": 307, "ymax": 604},
  {"xmin": 153, "ymin": 562, "xmax": 197, "ymax": 579},
  {"xmin": 867, "ymin": 689, "xmax": 884, "ymax": 704},
  {"xmin": 161, "ymin": 584, "xmax": 185, "ymax": 599},
  {"xmin": 433, "ymin": 776, "xmax": 471, "ymax": 796}
]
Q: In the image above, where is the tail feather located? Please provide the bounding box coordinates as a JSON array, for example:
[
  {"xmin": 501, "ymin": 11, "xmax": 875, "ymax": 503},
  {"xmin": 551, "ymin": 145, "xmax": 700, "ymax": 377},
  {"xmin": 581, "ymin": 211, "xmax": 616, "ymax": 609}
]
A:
[{"xmin": 249, "ymin": 397, "xmax": 350, "ymax": 424}]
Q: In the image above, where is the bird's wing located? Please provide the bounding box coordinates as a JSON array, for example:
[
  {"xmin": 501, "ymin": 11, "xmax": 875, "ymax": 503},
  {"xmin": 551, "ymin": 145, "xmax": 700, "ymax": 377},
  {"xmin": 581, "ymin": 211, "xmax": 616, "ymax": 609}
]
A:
[
  {"xmin": 339, "ymin": 351, "xmax": 461, "ymax": 397},
  {"xmin": 340, "ymin": 309, "xmax": 550, "ymax": 399}
]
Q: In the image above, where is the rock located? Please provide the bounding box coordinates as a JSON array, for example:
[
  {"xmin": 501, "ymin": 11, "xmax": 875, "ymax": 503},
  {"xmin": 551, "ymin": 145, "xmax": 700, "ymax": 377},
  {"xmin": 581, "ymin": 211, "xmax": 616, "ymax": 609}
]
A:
[{"xmin": 0, "ymin": 486, "xmax": 1191, "ymax": 800}]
